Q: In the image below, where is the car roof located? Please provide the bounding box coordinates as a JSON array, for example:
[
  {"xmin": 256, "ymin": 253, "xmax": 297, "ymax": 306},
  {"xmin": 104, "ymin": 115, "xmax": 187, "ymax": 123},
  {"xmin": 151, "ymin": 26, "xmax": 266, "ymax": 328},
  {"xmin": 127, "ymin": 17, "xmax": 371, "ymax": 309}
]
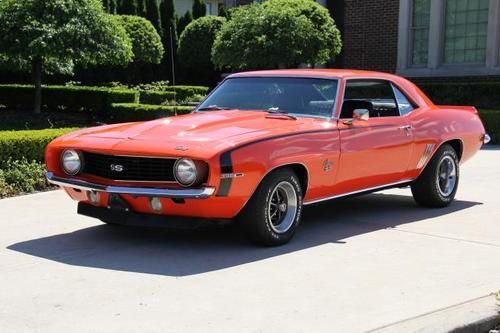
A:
[{"xmin": 227, "ymin": 69, "xmax": 401, "ymax": 80}]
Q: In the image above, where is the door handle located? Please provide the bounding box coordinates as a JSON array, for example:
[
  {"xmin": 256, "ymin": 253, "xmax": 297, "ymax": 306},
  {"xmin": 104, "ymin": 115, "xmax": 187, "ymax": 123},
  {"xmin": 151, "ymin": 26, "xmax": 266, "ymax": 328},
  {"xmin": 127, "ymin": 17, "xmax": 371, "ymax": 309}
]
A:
[{"xmin": 399, "ymin": 125, "xmax": 412, "ymax": 130}]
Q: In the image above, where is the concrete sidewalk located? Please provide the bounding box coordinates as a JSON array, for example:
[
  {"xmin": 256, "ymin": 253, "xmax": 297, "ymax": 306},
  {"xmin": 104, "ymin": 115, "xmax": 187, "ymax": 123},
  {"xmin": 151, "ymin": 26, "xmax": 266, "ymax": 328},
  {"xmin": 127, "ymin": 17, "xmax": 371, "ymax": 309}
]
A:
[{"xmin": 0, "ymin": 149, "xmax": 499, "ymax": 332}]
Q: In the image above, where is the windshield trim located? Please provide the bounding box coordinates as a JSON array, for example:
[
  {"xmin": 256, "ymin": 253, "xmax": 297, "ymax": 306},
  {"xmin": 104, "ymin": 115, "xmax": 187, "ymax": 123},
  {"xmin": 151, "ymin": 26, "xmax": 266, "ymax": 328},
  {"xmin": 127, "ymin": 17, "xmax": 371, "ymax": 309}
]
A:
[{"xmin": 195, "ymin": 76, "xmax": 341, "ymax": 121}]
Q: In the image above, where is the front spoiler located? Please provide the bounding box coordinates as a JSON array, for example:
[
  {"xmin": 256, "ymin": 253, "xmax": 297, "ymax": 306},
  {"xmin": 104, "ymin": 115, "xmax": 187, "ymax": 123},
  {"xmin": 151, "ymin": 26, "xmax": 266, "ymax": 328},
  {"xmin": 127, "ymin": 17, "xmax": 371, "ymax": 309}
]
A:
[
  {"xmin": 45, "ymin": 172, "xmax": 215, "ymax": 199},
  {"xmin": 78, "ymin": 203, "xmax": 231, "ymax": 229}
]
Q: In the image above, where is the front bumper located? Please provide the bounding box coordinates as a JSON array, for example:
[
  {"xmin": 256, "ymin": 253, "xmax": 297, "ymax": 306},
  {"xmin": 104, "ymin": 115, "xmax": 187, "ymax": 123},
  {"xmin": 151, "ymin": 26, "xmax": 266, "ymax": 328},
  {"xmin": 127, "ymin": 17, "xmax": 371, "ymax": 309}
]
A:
[
  {"xmin": 45, "ymin": 172, "xmax": 215, "ymax": 199},
  {"xmin": 78, "ymin": 203, "xmax": 231, "ymax": 229}
]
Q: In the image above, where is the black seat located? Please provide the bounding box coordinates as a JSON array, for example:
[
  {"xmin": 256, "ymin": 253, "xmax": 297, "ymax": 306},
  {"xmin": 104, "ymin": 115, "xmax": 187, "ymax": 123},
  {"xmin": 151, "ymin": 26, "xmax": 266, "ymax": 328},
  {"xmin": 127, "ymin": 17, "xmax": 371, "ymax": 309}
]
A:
[{"xmin": 340, "ymin": 100, "xmax": 373, "ymax": 118}]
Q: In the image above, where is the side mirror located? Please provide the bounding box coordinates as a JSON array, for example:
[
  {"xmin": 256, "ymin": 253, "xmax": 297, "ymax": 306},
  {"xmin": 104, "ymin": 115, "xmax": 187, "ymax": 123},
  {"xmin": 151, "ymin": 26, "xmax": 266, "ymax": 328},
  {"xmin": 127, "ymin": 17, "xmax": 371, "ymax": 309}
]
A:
[
  {"xmin": 353, "ymin": 108, "xmax": 370, "ymax": 121},
  {"xmin": 343, "ymin": 108, "xmax": 370, "ymax": 125}
]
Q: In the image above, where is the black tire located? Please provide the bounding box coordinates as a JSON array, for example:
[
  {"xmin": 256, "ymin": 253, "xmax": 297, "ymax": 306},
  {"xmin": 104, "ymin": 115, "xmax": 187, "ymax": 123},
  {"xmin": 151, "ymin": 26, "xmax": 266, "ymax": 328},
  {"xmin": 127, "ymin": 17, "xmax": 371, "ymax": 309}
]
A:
[
  {"xmin": 411, "ymin": 143, "xmax": 459, "ymax": 208},
  {"xmin": 238, "ymin": 168, "xmax": 303, "ymax": 246}
]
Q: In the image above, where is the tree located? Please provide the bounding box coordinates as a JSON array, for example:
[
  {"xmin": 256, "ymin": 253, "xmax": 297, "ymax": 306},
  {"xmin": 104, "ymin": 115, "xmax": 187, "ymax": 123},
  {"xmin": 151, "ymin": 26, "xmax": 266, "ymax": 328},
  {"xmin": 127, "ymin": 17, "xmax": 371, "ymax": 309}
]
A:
[
  {"xmin": 137, "ymin": 0, "xmax": 147, "ymax": 17},
  {"xmin": 120, "ymin": 0, "xmax": 138, "ymax": 15},
  {"xmin": 146, "ymin": 0, "xmax": 162, "ymax": 35},
  {"xmin": 192, "ymin": 0, "xmax": 206, "ymax": 19},
  {"xmin": 178, "ymin": 16, "xmax": 226, "ymax": 68},
  {"xmin": 218, "ymin": 5, "xmax": 228, "ymax": 19},
  {"xmin": 109, "ymin": 0, "xmax": 118, "ymax": 13},
  {"xmin": 160, "ymin": 0, "xmax": 178, "ymax": 81},
  {"xmin": 103, "ymin": 0, "xmax": 110, "ymax": 12},
  {"xmin": 0, "ymin": 0, "xmax": 133, "ymax": 113},
  {"xmin": 118, "ymin": 15, "xmax": 164, "ymax": 64},
  {"xmin": 177, "ymin": 11, "xmax": 193, "ymax": 36},
  {"xmin": 212, "ymin": 0, "xmax": 342, "ymax": 70}
]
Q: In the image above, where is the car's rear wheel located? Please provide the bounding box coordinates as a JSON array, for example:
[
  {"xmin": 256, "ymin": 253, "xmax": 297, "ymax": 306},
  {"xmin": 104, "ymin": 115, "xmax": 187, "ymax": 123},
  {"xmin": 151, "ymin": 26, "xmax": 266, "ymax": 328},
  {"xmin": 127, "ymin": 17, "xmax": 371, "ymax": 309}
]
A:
[
  {"xmin": 239, "ymin": 168, "xmax": 303, "ymax": 246},
  {"xmin": 411, "ymin": 144, "xmax": 459, "ymax": 207}
]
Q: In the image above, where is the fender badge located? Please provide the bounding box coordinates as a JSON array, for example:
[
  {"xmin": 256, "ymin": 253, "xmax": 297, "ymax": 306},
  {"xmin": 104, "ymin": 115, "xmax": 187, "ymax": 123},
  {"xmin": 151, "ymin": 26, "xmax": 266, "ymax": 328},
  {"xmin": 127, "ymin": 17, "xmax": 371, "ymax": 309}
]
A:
[
  {"xmin": 175, "ymin": 145, "xmax": 189, "ymax": 151},
  {"xmin": 323, "ymin": 159, "xmax": 333, "ymax": 172},
  {"xmin": 221, "ymin": 173, "xmax": 245, "ymax": 179}
]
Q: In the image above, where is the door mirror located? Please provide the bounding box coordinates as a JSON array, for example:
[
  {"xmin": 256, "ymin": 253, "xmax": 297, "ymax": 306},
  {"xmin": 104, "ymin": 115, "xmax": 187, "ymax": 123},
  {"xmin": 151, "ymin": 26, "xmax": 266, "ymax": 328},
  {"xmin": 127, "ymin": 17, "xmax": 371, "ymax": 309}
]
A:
[{"xmin": 353, "ymin": 108, "xmax": 370, "ymax": 121}]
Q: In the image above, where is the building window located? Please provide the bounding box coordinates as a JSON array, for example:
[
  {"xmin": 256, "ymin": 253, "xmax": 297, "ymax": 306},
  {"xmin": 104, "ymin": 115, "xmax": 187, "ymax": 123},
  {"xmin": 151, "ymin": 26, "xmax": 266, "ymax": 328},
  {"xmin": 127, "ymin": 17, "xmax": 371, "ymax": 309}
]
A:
[
  {"xmin": 411, "ymin": 0, "xmax": 431, "ymax": 66},
  {"xmin": 443, "ymin": 0, "xmax": 489, "ymax": 64}
]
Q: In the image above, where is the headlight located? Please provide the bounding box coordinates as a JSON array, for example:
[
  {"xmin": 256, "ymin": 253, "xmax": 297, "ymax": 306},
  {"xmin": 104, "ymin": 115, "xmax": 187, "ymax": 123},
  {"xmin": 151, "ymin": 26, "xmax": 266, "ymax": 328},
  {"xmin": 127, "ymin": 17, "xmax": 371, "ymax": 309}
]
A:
[
  {"xmin": 174, "ymin": 158, "xmax": 198, "ymax": 186},
  {"xmin": 61, "ymin": 149, "xmax": 82, "ymax": 175}
]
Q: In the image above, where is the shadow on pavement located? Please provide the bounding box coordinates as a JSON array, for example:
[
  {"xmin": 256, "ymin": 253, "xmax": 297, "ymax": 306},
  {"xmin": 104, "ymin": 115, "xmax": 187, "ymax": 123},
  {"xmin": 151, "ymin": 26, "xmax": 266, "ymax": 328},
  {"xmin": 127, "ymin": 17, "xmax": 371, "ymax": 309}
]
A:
[{"xmin": 7, "ymin": 193, "xmax": 481, "ymax": 276}]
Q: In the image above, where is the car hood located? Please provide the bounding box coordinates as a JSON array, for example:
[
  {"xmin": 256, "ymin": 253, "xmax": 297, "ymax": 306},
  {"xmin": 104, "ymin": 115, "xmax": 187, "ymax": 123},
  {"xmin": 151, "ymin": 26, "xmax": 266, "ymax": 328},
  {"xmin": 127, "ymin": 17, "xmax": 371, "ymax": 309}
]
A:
[
  {"xmin": 83, "ymin": 110, "xmax": 300, "ymax": 143},
  {"xmin": 55, "ymin": 110, "xmax": 331, "ymax": 159}
]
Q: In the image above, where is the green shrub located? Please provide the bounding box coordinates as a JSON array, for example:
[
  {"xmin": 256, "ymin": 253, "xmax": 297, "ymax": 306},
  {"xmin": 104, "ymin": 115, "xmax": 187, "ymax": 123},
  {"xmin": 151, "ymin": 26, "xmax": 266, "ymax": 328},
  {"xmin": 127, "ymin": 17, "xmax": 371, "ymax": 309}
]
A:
[
  {"xmin": 0, "ymin": 128, "xmax": 78, "ymax": 168},
  {"xmin": 139, "ymin": 91, "xmax": 177, "ymax": 105},
  {"xmin": 110, "ymin": 103, "xmax": 194, "ymax": 122},
  {"xmin": 0, "ymin": 84, "xmax": 139, "ymax": 113},
  {"xmin": 160, "ymin": 86, "xmax": 209, "ymax": 101},
  {"xmin": 419, "ymin": 82, "xmax": 500, "ymax": 109},
  {"xmin": 133, "ymin": 80, "xmax": 170, "ymax": 91},
  {"xmin": 479, "ymin": 110, "xmax": 500, "ymax": 144},
  {"xmin": 0, "ymin": 159, "xmax": 49, "ymax": 196}
]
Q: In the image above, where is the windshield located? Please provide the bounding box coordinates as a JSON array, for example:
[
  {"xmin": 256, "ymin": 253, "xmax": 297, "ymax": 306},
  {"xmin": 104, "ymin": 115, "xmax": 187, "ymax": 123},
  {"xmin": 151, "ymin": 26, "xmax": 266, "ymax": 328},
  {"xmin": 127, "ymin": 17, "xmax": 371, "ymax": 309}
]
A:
[{"xmin": 197, "ymin": 77, "xmax": 339, "ymax": 119}]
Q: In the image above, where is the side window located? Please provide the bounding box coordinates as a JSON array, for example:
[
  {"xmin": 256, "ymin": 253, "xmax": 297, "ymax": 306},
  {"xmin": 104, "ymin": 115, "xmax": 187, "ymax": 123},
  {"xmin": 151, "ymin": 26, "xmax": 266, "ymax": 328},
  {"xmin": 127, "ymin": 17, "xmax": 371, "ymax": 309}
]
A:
[
  {"xmin": 392, "ymin": 84, "xmax": 414, "ymax": 115},
  {"xmin": 340, "ymin": 80, "xmax": 399, "ymax": 118}
]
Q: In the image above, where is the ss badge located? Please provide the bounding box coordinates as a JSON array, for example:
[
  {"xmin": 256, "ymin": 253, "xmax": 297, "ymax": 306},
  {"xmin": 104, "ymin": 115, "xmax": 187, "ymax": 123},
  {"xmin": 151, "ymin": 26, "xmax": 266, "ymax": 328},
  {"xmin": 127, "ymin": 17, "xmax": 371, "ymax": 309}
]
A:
[{"xmin": 110, "ymin": 164, "xmax": 124, "ymax": 172}]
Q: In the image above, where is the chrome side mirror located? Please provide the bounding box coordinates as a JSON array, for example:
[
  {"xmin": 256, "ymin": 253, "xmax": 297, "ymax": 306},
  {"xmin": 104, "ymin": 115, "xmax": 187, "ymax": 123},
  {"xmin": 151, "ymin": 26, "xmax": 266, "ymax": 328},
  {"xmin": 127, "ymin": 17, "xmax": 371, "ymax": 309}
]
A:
[
  {"xmin": 343, "ymin": 108, "xmax": 370, "ymax": 125},
  {"xmin": 353, "ymin": 108, "xmax": 370, "ymax": 121}
]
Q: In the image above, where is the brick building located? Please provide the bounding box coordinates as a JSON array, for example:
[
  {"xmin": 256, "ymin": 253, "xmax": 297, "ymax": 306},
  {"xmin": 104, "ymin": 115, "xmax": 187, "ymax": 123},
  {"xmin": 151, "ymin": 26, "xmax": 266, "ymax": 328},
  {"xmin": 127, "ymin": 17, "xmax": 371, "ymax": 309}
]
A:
[{"xmin": 327, "ymin": 0, "xmax": 500, "ymax": 80}]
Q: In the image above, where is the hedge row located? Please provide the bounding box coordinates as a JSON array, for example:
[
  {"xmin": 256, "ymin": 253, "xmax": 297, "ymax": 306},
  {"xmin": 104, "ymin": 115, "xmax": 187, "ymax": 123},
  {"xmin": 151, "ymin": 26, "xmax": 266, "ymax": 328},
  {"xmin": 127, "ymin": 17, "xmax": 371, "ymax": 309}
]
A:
[
  {"xmin": 419, "ymin": 82, "xmax": 500, "ymax": 109},
  {"xmin": 0, "ymin": 85, "xmax": 138, "ymax": 113},
  {"xmin": 139, "ymin": 91, "xmax": 177, "ymax": 105},
  {"xmin": 109, "ymin": 103, "xmax": 194, "ymax": 122},
  {"xmin": 160, "ymin": 85, "xmax": 210, "ymax": 101},
  {"xmin": 0, "ymin": 128, "xmax": 78, "ymax": 168},
  {"xmin": 479, "ymin": 110, "xmax": 500, "ymax": 144}
]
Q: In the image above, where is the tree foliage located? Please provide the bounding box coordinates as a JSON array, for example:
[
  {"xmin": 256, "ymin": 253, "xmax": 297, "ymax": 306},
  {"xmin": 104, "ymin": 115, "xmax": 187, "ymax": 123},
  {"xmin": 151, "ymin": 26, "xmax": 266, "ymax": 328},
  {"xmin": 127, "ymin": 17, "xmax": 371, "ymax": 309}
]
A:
[
  {"xmin": 192, "ymin": 0, "xmax": 206, "ymax": 19},
  {"xmin": 212, "ymin": 0, "xmax": 342, "ymax": 70},
  {"xmin": 177, "ymin": 10, "xmax": 194, "ymax": 36},
  {"xmin": 178, "ymin": 16, "xmax": 226, "ymax": 68},
  {"xmin": 120, "ymin": 0, "xmax": 138, "ymax": 15},
  {"xmin": 146, "ymin": 0, "xmax": 162, "ymax": 35},
  {"xmin": 117, "ymin": 15, "xmax": 164, "ymax": 64},
  {"xmin": 0, "ymin": 0, "xmax": 133, "ymax": 112}
]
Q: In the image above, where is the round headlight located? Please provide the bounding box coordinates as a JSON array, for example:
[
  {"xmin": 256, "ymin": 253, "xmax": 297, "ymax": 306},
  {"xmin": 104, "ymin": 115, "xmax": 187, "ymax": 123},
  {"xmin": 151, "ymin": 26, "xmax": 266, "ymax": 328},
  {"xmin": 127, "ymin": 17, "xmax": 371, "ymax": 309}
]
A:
[
  {"xmin": 61, "ymin": 149, "xmax": 82, "ymax": 175},
  {"xmin": 174, "ymin": 158, "xmax": 197, "ymax": 186}
]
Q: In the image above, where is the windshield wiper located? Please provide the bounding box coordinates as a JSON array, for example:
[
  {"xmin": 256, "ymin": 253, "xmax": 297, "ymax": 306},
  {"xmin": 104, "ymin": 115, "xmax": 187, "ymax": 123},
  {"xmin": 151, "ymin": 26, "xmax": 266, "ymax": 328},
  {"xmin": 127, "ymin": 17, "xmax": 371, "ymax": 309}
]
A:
[
  {"xmin": 197, "ymin": 105, "xmax": 231, "ymax": 111},
  {"xmin": 266, "ymin": 108, "xmax": 297, "ymax": 120}
]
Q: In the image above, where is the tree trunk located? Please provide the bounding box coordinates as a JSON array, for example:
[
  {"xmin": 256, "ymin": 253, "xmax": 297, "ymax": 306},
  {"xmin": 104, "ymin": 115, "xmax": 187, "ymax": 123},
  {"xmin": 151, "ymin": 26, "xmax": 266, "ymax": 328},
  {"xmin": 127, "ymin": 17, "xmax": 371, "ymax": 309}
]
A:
[{"xmin": 32, "ymin": 56, "xmax": 42, "ymax": 114}]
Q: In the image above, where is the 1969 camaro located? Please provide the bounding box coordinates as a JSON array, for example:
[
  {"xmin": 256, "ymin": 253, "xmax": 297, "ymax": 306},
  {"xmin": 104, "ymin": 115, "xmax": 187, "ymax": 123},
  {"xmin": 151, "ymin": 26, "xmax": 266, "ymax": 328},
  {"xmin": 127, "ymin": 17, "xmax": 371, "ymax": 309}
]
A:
[{"xmin": 45, "ymin": 69, "xmax": 490, "ymax": 245}]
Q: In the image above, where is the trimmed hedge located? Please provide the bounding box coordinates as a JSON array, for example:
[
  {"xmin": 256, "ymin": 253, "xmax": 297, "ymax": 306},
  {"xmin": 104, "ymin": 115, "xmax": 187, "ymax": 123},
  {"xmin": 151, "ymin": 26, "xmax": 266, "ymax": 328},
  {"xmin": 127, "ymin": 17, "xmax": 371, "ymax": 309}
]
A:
[
  {"xmin": 139, "ymin": 91, "xmax": 176, "ymax": 105},
  {"xmin": 0, "ymin": 128, "xmax": 78, "ymax": 168},
  {"xmin": 160, "ymin": 85, "xmax": 210, "ymax": 101},
  {"xmin": 479, "ymin": 110, "xmax": 500, "ymax": 144},
  {"xmin": 419, "ymin": 82, "xmax": 500, "ymax": 109},
  {"xmin": 110, "ymin": 103, "xmax": 194, "ymax": 122},
  {"xmin": 0, "ymin": 85, "xmax": 139, "ymax": 113}
]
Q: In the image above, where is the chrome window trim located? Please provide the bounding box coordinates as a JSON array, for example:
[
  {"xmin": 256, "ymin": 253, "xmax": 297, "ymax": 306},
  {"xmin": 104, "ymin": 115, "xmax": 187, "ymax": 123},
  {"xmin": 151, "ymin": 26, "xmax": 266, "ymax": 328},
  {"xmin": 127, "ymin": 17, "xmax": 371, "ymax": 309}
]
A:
[{"xmin": 46, "ymin": 172, "xmax": 215, "ymax": 199}]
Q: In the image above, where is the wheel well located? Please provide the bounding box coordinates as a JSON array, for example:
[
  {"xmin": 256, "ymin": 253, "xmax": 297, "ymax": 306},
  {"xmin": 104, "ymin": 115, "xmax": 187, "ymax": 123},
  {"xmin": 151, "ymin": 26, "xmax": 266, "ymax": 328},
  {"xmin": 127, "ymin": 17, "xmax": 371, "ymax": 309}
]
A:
[
  {"xmin": 443, "ymin": 139, "xmax": 463, "ymax": 161},
  {"xmin": 285, "ymin": 164, "xmax": 309, "ymax": 195}
]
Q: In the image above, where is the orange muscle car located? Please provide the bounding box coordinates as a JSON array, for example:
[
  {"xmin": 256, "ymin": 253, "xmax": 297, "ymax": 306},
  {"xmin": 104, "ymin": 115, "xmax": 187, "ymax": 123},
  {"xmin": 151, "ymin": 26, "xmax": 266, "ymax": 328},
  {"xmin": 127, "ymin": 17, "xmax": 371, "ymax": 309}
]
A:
[{"xmin": 45, "ymin": 69, "xmax": 490, "ymax": 245}]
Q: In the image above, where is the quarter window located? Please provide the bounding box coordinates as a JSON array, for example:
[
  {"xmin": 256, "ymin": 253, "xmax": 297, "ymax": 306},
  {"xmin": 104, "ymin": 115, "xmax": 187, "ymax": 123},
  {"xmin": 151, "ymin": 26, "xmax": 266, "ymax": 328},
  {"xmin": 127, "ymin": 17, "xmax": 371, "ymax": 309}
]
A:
[{"xmin": 392, "ymin": 85, "xmax": 414, "ymax": 115}]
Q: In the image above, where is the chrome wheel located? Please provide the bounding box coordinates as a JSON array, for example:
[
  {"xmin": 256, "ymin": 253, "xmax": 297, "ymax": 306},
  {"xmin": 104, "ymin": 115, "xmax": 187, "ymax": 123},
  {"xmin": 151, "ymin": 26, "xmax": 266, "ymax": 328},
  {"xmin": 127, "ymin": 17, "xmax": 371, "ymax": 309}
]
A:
[
  {"xmin": 267, "ymin": 181, "xmax": 298, "ymax": 234},
  {"xmin": 436, "ymin": 155, "xmax": 457, "ymax": 197}
]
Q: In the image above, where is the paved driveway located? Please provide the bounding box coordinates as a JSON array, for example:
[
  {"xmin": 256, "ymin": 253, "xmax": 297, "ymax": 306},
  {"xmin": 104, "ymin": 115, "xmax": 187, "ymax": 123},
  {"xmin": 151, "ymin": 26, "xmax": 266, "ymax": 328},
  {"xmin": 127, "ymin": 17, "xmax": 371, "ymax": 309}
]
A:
[{"xmin": 0, "ymin": 149, "xmax": 499, "ymax": 332}]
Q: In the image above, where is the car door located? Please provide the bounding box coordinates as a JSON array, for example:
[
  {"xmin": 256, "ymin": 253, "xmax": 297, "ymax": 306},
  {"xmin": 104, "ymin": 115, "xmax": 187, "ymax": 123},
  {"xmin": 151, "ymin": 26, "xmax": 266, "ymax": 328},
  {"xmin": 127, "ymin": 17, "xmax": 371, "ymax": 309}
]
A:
[{"xmin": 334, "ymin": 79, "xmax": 414, "ymax": 194}]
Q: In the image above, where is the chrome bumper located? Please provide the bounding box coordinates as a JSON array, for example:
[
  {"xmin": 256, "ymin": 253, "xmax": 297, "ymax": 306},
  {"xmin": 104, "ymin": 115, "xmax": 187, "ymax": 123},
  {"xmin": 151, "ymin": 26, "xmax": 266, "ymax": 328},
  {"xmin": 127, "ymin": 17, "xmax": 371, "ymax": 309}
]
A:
[
  {"xmin": 483, "ymin": 133, "xmax": 491, "ymax": 144},
  {"xmin": 45, "ymin": 172, "xmax": 215, "ymax": 199}
]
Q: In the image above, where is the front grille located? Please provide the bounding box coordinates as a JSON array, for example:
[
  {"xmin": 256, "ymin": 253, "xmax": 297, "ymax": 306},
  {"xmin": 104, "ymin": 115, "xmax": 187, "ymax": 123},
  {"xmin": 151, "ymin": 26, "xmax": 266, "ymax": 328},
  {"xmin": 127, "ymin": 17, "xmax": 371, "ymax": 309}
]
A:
[{"xmin": 82, "ymin": 152, "xmax": 176, "ymax": 182}]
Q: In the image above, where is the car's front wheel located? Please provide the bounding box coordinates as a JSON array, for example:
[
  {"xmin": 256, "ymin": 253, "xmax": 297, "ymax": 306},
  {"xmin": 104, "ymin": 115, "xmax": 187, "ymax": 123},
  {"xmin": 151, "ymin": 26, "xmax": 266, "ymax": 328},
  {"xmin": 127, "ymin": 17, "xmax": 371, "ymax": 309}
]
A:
[
  {"xmin": 239, "ymin": 168, "xmax": 303, "ymax": 246},
  {"xmin": 411, "ymin": 144, "xmax": 459, "ymax": 207}
]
